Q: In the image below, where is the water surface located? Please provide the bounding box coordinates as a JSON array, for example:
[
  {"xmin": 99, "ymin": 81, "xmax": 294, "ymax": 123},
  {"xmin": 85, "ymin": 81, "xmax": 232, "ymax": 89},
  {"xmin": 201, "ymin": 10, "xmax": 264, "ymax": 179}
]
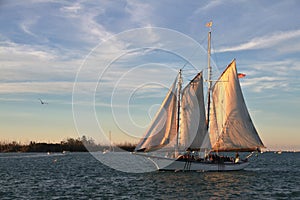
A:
[{"xmin": 0, "ymin": 152, "xmax": 299, "ymax": 199}]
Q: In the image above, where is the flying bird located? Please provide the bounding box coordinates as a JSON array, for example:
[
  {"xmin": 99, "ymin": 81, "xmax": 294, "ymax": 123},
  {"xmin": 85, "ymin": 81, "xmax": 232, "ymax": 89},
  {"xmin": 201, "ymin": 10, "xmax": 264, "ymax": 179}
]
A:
[{"xmin": 38, "ymin": 98, "xmax": 48, "ymax": 105}]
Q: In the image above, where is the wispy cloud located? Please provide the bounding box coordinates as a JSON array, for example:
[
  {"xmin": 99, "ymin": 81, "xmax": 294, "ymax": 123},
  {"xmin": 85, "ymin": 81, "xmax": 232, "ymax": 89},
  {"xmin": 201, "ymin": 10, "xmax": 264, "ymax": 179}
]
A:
[
  {"xmin": 59, "ymin": 1, "xmax": 111, "ymax": 44},
  {"xmin": 241, "ymin": 75, "xmax": 292, "ymax": 93},
  {"xmin": 1, "ymin": 40, "xmax": 56, "ymax": 60},
  {"xmin": 217, "ymin": 29, "xmax": 300, "ymax": 52},
  {"xmin": 238, "ymin": 58, "xmax": 300, "ymax": 93},
  {"xmin": 19, "ymin": 17, "xmax": 40, "ymax": 38},
  {"xmin": 60, "ymin": 2, "xmax": 82, "ymax": 15},
  {"xmin": 0, "ymin": 40, "xmax": 81, "ymax": 83},
  {"xmin": 0, "ymin": 81, "xmax": 74, "ymax": 94},
  {"xmin": 125, "ymin": 0, "xmax": 154, "ymax": 27},
  {"xmin": 194, "ymin": 0, "xmax": 224, "ymax": 13}
]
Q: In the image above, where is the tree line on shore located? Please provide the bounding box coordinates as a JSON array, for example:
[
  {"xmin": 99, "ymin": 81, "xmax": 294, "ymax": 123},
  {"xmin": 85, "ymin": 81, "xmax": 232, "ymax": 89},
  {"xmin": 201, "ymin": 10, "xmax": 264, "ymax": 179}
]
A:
[{"xmin": 0, "ymin": 136, "xmax": 137, "ymax": 153}]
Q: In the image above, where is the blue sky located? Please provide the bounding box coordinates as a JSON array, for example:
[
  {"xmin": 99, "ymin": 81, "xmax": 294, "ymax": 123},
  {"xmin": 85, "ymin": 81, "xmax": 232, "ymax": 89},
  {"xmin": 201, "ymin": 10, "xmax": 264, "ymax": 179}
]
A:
[{"xmin": 0, "ymin": 0, "xmax": 299, "ymax": 150}]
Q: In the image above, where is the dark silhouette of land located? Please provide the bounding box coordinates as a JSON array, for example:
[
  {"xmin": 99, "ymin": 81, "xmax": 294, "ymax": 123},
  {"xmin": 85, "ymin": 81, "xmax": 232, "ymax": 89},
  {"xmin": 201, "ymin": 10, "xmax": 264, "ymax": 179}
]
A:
[{"xmin": 0, "ymin": 136, "xmax": 136, "ymax": 153}]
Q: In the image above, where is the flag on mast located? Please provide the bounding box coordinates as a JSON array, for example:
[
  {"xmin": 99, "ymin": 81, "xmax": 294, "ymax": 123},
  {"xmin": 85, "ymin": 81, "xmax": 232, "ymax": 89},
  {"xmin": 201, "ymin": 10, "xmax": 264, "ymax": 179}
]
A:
[
  {"xmin": 238, "ymin": 73, "xmax": 246, "ymax": 78},
  {"xmin": 206, "ymin": 21, "xmax": 212, "ymax": 27}
]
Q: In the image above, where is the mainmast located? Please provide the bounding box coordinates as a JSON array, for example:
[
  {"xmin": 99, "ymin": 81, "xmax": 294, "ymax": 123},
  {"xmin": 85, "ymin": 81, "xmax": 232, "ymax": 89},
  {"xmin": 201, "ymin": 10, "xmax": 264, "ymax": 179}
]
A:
[{"xmin": 206, "ymin": 21, "xmax": 212, "ymax": 130}]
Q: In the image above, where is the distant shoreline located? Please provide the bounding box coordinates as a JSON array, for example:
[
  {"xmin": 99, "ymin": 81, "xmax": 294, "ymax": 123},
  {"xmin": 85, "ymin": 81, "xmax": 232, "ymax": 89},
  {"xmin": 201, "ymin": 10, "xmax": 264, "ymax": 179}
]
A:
[{"xmin": 0, "ymin": 136, "xmax": 136, "ymax": 153}]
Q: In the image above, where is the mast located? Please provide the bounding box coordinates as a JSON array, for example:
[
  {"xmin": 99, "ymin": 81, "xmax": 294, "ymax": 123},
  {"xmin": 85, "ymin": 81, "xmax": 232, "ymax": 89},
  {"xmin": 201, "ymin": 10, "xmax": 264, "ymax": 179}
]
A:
[
  {"xmin": 206, "ymin": 22, "xmax": 212, "ymax": 130},
  {"xmin": 176, "ymin": 69, "xmax": 182, "ymax": 150},
  {"xmin": 109, "ymin": 130, "xmax": 112, "ymax": 151}
]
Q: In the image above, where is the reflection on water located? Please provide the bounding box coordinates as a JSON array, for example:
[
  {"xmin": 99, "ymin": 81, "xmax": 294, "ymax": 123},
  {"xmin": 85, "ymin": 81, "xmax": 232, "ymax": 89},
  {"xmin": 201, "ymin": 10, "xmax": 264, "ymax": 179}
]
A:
[{"xmin": 202, "ymin": 171, "xmax": 254, "ymax": 198}]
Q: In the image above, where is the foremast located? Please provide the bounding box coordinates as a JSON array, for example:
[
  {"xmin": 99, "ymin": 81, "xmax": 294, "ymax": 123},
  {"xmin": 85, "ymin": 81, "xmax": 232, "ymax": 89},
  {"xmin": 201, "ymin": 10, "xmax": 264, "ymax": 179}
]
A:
[{"xmin": 175, "ymin": 69, "xmax": 182, "ymax": 154}]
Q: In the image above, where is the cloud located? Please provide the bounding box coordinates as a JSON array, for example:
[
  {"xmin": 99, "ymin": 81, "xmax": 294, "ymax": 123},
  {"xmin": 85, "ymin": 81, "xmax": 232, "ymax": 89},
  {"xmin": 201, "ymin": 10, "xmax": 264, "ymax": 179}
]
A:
[
  {"xmin": 58, "ymin": 1, "xmax": 111, "ymax": 44},
  {"xmin": 60, "ymin": 2, "xmax": 82, "ymax": 15},
  {"xmin": 125, "ymin": 0, "xmax": 153, "ymax": 27},
  {"xmin": 194, "ymin": 0, "xmax": 224, "ymax": 13},
  {"xmin": 0, "ymin": 81, "xmax": 74, "ymax": 94},
  {"xmin": 1, "ymin": 40, "xmax": 56, "ymax": 60},
  {"xmin": 3, "ymin": 1, "xmax": 112, "ymax": 50},
  {"xmin": 237, "ymin": 58, "xmax": 300, "ymax": 94},
  {"xmin": 20, "ymin": 17, "xmax": 39, "ymax": 38},
  {"xmin": 0, "ymin": 40, "xmax": 82, "ymax": 83},
  {"xmin": 217, "ymin": 29, "xmax": 300, "ymax": 52},
  {"xmin": 241, "ymin": 75, "xmax": 289, "ymax": 93}
]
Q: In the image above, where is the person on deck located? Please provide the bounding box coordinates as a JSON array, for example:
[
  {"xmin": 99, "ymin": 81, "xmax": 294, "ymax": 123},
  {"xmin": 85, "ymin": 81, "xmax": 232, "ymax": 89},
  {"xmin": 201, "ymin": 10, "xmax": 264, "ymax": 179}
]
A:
[{"xmin": 235, "ymin": 152, "xmax": 240, "ymax": 163}]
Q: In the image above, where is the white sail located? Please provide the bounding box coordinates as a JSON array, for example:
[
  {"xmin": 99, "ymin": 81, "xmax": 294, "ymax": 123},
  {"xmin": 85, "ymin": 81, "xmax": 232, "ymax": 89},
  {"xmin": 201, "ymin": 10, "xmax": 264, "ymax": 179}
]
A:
[
  {"xmin": 180, "ymin": 72, "xmax": 209, "ymax": 149},
  {"xmin": 135, "ymin": 77, "xmax": 178, "ymax": 151},
  {"xmin": 209, "ymin": 60, "xmax": 264, "ymax": 151}
]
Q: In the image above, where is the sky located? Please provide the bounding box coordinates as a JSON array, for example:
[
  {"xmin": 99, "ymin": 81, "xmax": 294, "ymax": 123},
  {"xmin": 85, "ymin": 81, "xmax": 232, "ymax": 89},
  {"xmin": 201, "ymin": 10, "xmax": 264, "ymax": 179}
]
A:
[{"xmin": 0, "ymin": 0, "xmax": 299, "ymax": 151}]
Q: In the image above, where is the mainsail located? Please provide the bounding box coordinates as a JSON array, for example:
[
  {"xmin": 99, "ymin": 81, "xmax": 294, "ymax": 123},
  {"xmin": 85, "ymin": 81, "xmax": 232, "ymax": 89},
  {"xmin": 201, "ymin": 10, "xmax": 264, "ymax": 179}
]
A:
[
  {"xmin": 180, "ymin": 72, "xmax": 208, "ymax": 149},
  {"xmin": 209, "ymin": 60, "xmax": 265, "ymax": 151},
  {"xmin": 135, "ymin": 77, "xmax": 178, "ymax": 151}
]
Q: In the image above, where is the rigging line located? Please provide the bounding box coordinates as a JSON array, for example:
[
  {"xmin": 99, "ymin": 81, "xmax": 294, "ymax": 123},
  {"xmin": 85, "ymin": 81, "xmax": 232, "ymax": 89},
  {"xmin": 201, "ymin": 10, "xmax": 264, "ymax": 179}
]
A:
[
  {"xmin": 184, "ymin": 160, "xmax": 188, "ymax": 171},
  {"xmin": 181, "ymin": 61, "xmax": 189, "ymax": 70},
  {"xmin": 199, "ymin": 34, "xmax": 207, "ymax": 46},
  {"xmin": 180, "ymin": 34, "xmax": 206, "ymax": 71},
  {"xmin": 211, "ymin": 38, "xmax": 222, "ymax": 80},
  {"xmin": 180, "ymin": 47, "xmax": 199, "ymax": 70}
]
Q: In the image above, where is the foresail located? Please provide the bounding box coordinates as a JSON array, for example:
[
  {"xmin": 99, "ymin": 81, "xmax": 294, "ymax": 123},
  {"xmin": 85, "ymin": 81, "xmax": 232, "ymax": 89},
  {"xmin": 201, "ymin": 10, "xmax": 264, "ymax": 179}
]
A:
[
  {"xmin": 135, "ymin": 76, "xmax": 178, "ymax": 152},
  {"xmin": 180, "ymin": 72, "xmax": 209, "ymax": 150},
  {"xmin": 209, "ymin": 60, "xmax": 264, "ymax": 152}
]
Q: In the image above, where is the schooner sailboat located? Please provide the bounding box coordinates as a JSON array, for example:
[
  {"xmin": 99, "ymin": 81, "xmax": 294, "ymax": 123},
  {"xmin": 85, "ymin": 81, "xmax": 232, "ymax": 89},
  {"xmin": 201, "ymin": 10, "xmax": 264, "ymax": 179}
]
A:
[{"xmin": 134, "ymin": 23, "xmax": 265, "ymax": 171}]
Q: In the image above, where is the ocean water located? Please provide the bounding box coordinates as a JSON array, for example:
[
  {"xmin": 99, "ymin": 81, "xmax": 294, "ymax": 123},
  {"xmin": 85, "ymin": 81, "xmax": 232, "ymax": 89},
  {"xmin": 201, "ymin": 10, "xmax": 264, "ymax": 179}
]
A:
[{"xmin": 0, "ymin": 152, "xmax": 299, "ymax": 199}]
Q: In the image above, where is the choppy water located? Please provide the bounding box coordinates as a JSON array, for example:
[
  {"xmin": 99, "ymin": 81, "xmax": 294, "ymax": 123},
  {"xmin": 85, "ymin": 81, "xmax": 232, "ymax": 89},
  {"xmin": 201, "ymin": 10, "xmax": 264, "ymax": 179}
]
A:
[{"xmin": 0, "ymin": 152, "xmax": 299, "ymax": 199}]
